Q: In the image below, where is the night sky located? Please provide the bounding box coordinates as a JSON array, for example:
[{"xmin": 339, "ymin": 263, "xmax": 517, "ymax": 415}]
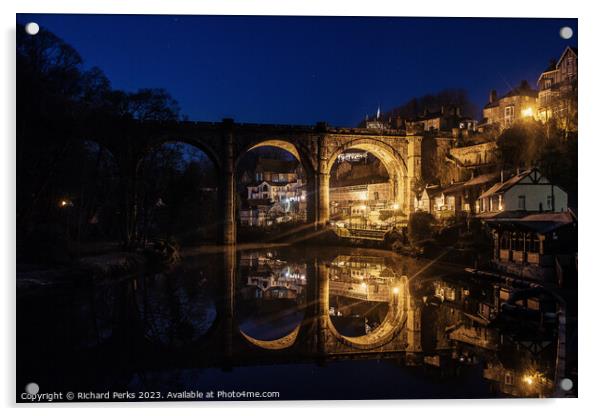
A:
[{"xmin": 17, "ymin": 14, "xmax": 577, "ymax": 127}]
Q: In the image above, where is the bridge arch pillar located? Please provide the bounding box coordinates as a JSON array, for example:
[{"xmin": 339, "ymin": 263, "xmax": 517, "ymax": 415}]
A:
[
  {"xmin": 317, "ymin": 171, "xmax": 330, "ymax": 227},
  {"xmin": 405, "ymin": 136, "xmax": 423, "ymax": 215},
  {"xmin": 316, "ymin": 136, "xmax": 331, "ymax": 228},
  {"xmin": 220, "ymin": 119, "xmax": 236, "ymax": 245}
]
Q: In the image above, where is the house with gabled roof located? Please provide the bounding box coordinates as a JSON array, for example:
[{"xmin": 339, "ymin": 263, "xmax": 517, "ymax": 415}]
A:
[
  {"xmin": 536, "ymin": 46, "xmax": 577, "ymax": 124},
  {"xmin": 476, "ymin": 168, "xmax": 567, "ymax": 216},
  {"xmin": 473, "ymin": 168, "xmax": 576, "ymax": 283}
]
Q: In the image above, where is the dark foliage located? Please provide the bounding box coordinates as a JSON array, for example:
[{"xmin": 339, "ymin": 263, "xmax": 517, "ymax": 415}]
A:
[
  {"xmin": 360, "ymin": 89, "xmax": 477, "ymax": 126},
  {"xmin": 16, "ymin": 23, "xmax": 213, "ymax": 263},
  {"xmin": 407, "ymin": 212, "xmax": 435, "ymax": 247}
]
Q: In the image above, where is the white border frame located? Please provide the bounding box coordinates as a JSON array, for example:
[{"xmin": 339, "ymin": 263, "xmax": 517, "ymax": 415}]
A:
[{"xmin": 2, "ymin": 1, "xmax": 599, "ymax": 414}]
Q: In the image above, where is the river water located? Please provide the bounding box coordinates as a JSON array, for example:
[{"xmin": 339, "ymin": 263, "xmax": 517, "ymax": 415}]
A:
[{"xmin": 17, "ymin": 244, "xmax": 563, "ymax": 401}]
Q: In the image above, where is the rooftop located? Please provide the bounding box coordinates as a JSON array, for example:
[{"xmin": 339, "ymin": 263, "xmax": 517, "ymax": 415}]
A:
[
  {"xmin": 483, "ymin": 210, "xmax": 576, "ymax": 234},
  {"xmin": 484, "ymin": 81, "xmax": 537, "ymax": 109},
  {"xmin": 478, "ymin": 169, "xmax": 534, "ymax": 200},
  {"xmin": 463, "ymin": 172, "xmax": 500, "ymax": 187}
]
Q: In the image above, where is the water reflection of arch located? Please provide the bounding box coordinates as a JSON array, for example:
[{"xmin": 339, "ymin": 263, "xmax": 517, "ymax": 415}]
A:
[
  {"xmin": 239, "ymin": 324, "xmax": 301, "ymax": 350},
  {"xmin": 324, "ymin": 266, "xmax": 409, "ymax": 351},
  {"xmin": 234, "ymin": 248, "xmax": 313, "ymax": 351}
]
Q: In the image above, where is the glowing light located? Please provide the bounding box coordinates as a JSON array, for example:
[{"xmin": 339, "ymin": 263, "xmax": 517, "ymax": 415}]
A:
[
  {"xmin": 521, "ymin": 107, "xmax": 534, "ymax": 118},
  {"xmin": 392, "ymin": 287, "xmax": 400, "ymax": 294},
  {"xmin": 393, "ymin": 203, "xmax": 400, "ymax": 210},
  {"xmin": 59, "ymin": 199, "xmax": 71, "ymax": 208},
  {"xmin": 361, "ymin": 282, "xmax": 367, "ymax": 289},
  {"xmin": 523, "ymin": 375, "xmax": 534, "ymax": 386}
]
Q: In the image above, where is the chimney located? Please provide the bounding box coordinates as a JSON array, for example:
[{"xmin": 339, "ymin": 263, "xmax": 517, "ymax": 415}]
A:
[
  {"xmin": 489, "ymin": 89, "xmax": 497, "ymax": 103},
  {"xmin": 520, "ymin": 80, "xmax": 530, "ymax": 90}
]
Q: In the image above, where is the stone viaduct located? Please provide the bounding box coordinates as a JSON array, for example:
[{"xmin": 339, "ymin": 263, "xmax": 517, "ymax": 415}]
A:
[{"xmin": 88, "ymin": 118, "xmax": 423, "ymax": 244}]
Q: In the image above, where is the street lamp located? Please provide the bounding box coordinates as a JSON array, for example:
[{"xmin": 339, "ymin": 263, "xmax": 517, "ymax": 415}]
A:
[
  {"xmin": 521, "ymin": 107, "xmax": 534, "ymax": 118},
  {"xmin": 59, "ymin": 199, "xmax": 72, "ymax": 208}
]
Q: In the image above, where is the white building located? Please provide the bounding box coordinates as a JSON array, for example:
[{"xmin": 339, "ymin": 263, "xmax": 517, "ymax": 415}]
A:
[
  {"xmin": 241, "ymin": 158, "xmax": 307, "ymax": 226},
  {"xmin": 247, "ymin": 179, "xmax": 306, "ymax": 203},
  {"xmin": 476, "ymin": 168, "xmax": 567, "ymax": 215}
]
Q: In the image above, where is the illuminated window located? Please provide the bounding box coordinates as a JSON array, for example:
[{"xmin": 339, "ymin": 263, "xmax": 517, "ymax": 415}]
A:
[
  {"xmin": 504, "ymin": 106, "xmax": 515, "ymax": 126},
  {"xmin": 567, "ymin": 57, "xmax": 574, "ymax": 75}
]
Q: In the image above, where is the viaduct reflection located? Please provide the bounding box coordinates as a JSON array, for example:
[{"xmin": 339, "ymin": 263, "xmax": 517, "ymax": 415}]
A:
[{"xmin": 119, "ymin": 246, "xmax": 561, "ymax": 397}]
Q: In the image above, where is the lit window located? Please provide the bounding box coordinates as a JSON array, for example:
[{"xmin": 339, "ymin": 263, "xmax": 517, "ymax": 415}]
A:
[{"xmin": 504, "ymin": 106, "xmax": 515, "ymax": 126}]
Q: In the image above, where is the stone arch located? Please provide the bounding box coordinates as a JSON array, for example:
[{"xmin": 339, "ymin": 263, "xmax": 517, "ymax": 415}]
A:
[
  {"xmin": 236, "ymin": 138, "xmax": 315, "ymax": 177},
  {"xmin": 79, "ymin": 139, "xmax": 122, "ymax": 176},
  {"xmin": 134, "ymin": 138, "xmax": 222, "ymax": 243},
  {"xmin": 235, "ymin": 138, "xmax": 317, "ymax": 227},
  {"xmin": 326, "ymin": 138, "xmax": 408, "ymax": 211},
  {"xmin": 136, "ymin": 136, "xmax": 222, "ymax": 176}
]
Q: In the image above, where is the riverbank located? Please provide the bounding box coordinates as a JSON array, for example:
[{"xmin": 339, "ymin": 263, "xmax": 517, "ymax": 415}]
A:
[{"xmin": 17, "ymin": 251, "xmax": 146, "ymax": 294}]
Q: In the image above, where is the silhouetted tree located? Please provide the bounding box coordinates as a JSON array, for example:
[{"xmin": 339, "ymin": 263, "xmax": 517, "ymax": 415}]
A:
[
  {"xmin": 17, "ymin": 23, "xmax": 190, "ymax": 260},
  {"xmin": 408, "ymin": 212, "xmax": 435, "ymax": 248},
  {"xmin": 497, "ymin": 120, "xmax": 546, "ymax": 170},
  {"xmin": 360, "ymin": 88, "xmax": 477, "ymax": 127}
]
